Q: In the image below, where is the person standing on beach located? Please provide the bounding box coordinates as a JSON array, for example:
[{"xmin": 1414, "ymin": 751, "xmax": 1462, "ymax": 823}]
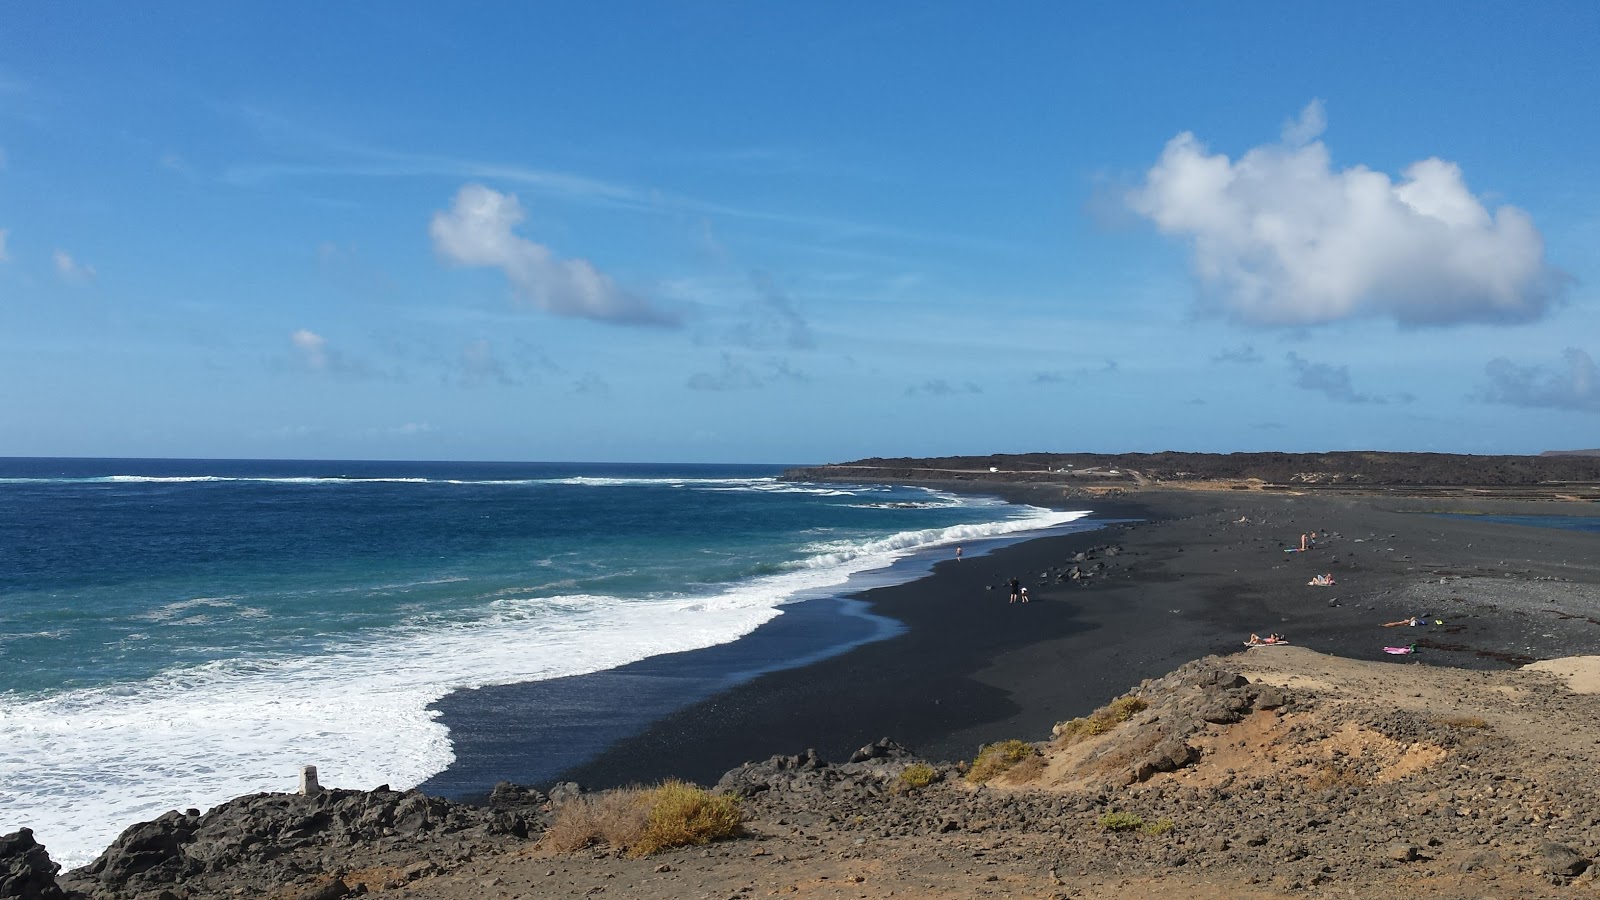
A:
[
  {"xmin": 1008, "ymin": 577, "xmax": 1021, "ymax": 603},
  {"xmin": 955, "ymin": 546, "xmax": 963, "ymax": 562},
  {"xmin": 1020, "ymin": 586, "xmax": 1030, "ymax": 603}
]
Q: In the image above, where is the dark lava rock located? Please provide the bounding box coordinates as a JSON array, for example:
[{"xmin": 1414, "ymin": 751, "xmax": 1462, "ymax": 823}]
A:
[
  {"xmin": 849, "ymin": 738, "xmax": 914, "ymax": 763},
  {"xmin": 1539, "ymin": 841, "xmax": 1589, "ymax": 877},
  {"xmin": 61, "ymin": 787, "xmax": 539, "ymax": 899},
  {"xmin": 1, "ymin": 828, "xmax": 69, "ymax": 900}
]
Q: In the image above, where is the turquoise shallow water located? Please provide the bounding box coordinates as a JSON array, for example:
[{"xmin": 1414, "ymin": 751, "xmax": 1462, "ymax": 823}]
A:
[
  {"xmin": 1438, "ymin": 514, "xmax": 1600, "ymax": 534},
  {"xmin": 0, "ymin": 458, "xmax": 1087, "ymax": 866}
]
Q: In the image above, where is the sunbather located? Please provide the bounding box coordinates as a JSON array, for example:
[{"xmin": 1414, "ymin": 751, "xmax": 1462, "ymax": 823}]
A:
[
  {"xmin": 1307, "ymin": 573, "xmax": 1335, "ymax": 586},
  {"xmin": 1383, "ymin": 616, "xmax": 1421, "ymax": 627}
]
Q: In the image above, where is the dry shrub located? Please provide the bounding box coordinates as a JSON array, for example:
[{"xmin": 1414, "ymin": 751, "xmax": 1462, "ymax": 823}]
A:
[
  {"xmin": 631, "ymin": 780, "xmax": 743, "ymax": 857},
  {"xmin": 1054, "ymin": 695, "xmax": 1149, "ymax": 745},
  {"xmin": 1304, "ymin": 763, "xmax": 1369, "ymax": 791},
  {"xmin": 1004, "ymin": 753, "xmax": 1048, "ymax": 784},
  {"xmin": 541, "ymin": 788, "xmax": 649, "ymax": 853},
  {"xmin": 1439, "ymin": 715, "xmax": 1490, "ymax": 729},
  {"xmin": 966, "ymin": 739, "xmax": 1037, "ymax": 784}
]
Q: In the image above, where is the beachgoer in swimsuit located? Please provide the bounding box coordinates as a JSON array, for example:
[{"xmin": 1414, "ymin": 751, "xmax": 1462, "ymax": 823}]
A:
[
  {"xmin": 1020, "ymin": 587, "xmax": 1030, "ymax": 603},
  {"xmin": 1008, "ymin": 577, "xmax": 1021, "ymax": 603},
  {"xmin": 1383, "ymin": 616, "xmax": 1421, "ymax": 627},
  {"xmin": 955, "ymin": 546, "xmax": 963, "ymax": 562}
]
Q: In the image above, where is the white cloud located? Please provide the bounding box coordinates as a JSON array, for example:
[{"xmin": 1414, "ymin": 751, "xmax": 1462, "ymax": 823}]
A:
[
  {"xmin": 1128, "ymin": 102, "xmax": 1564, "ymax": 327},
  {"xmin": 1478, "ymin": 348, "xmax": 1600, "ymax": 412},
  {"xmin": 291, "ymin": 328, "xmax": 329, "ymax": 370},
  {"xmin": 430, "ymin": 184, "xmax": 678, "ymax": 327},
  {"xmin": 53, "ymin": 249, "xmax": 96, "ymax": 283},
  {"xmin": 288, "ymin": 328, "xmax": 383, "ymax": 380}
]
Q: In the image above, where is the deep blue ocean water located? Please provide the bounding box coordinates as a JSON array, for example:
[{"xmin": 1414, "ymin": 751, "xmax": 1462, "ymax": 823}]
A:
[{"xmin": 0, "ymin": 458, "xmax": 1088, "ymax": 866}]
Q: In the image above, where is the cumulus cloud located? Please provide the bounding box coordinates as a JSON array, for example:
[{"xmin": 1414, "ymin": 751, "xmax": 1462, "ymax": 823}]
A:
[
  {"xmin": 1285, "ymin": 352, "xmax": 1407, "ymax": 405},
  {"xmin": 1128, "ymin": 101, "xmax": 1564, "ymax": 327},
  {"xmin": 1477, "ymin": 348, "xmax": 1600, "ymax": 412},
  {"xmin": 430, "ymin": 183, "xmax": 677, "ymax": 327},
  {"xmin": 906, "ymin": 379, "xmax": 982, "ymax": 397},
  {"xmin": 53, "ymin": 249, "xmax": 96, "ymax": 283}
]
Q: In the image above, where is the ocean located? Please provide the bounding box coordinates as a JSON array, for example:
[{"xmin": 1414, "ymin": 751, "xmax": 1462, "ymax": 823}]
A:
[{"xmin": 0, "ymin": 458, "xmax": 1090, "ymax": 867}]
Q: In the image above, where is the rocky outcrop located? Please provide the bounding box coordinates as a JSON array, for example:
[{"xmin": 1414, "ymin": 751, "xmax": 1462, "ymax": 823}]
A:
[
  {"xmin": 61, "ymin": 787, "xmax": 543, "ymax": 899},
  {"xmin": 1, "ymin": 828, "xmax": 71, "ymax": 899}
]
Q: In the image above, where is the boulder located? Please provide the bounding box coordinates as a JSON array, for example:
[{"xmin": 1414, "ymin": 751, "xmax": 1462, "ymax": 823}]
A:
[
  {"xmin": 0, "ymin": 828, "xmax": 68, "ymax": 900},
  {"xmin": 1540, "ymin": 841, "xmax": 1590, "ymax": 877}
]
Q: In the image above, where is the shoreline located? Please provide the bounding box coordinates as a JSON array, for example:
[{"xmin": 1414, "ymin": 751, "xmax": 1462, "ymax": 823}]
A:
[
  {"xmin": 490, "ymin": 485, "xmax": 1600, "ymax": 794},
  {"xmin": 420, "ymin": 492, "xmax": 1115, "ymax": 799}
]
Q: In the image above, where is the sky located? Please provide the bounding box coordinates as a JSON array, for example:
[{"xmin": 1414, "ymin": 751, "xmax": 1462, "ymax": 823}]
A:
[{"xmin": 2, "ymin": 2, "xmax": 1598, "ymax": 463}]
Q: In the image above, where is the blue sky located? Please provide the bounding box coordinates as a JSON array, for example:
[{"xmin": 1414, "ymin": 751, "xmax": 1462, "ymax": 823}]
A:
[{"xmin": 2, "ymin": 2, "xmax": 1597, "ymax": 462}]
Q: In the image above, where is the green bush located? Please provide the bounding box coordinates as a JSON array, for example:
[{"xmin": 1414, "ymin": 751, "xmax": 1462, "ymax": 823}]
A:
[
  {"xmin": 1142, "ymin": 818, "xmax": 1175, "ymax": 836},
  {"xmin": 1054, "ymin": 695, "xmax": 1149, "ymax": 744},
  {"xmin": 1098, "ymin": 811, "xmax": 1145, "ymax": 832},
  {"xmin": 965, "ymin": 739, "xmax": 1037, "ymax": 784},
  {"xmin": 898, "ymin": 762, "xmax": 939, "ymax": 790}
]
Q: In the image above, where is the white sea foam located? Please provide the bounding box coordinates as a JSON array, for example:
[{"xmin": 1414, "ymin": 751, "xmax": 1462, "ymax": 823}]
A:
[{"xmin": 0, "ymin": 503, "xmax": 1087, "ymax": 869}]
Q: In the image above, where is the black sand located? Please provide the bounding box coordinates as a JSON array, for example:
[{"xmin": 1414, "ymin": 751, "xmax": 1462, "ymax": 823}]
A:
[{"xmin": 425, "ymin": 487, "xmax": 1600, "ymax": 797}]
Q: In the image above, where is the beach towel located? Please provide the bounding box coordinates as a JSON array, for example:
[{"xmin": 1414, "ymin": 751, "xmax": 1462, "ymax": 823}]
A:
[{"xmin": 1383, "ymin": 645, "xmax": 1415, "ymax": 655}]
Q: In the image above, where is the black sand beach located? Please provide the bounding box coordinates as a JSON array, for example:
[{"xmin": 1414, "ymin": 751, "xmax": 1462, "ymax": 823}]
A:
[{"xmin": 425, "ymin": 486, "xmax": 1600, "ymax": 797}]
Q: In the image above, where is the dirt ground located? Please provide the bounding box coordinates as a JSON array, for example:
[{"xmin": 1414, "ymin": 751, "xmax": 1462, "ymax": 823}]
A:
[{"xmin": 374, "ymin": 648, "xmax": 1600, "ymax": 900}]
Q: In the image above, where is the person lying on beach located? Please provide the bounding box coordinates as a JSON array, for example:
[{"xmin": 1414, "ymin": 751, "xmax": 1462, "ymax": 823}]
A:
[
  {"xmin": 1246, "ymin": 632, "xmax": 1288, "ymax": 646},
  {"xmin": 1383, "ymin": 616, "xmax": 1422, "ymax": 627},
  {"xmin": 1307, "ymin": 573, "xmax": 1335, "ymax": 586}
]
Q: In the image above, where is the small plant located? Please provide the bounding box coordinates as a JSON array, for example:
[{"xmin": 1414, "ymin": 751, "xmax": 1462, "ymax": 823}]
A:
[
  {"xmin": 1142, "ymin": 818, "xmax": 1175, "ymax": 836},
  {"xmin": 1006, "ymin": 754, "xmax": 1047, "ymax": 784},
  {"xmin": 1054, "ymin": 695, "xmax": 1149, "ymax": 744},
  {"xmin": 541, "ymin": 781, "xmax": 742, "ymax": 857},
  {"xmin": 541, "ymin": 789, "xmax": 650, "ymax": 853},
  {"xmin": 898, "ymin": 762, "xmax": 940, "ymax": 790},
  {"xmin": 966, "ymin": 739, "xmax": 1037, "ymax": 784},
  {"xmin": 1098, "ymin": 811, "xmax": 1145, "ymax": 832},
  {"xmin": 632, "ymin": 780, "xmax": 743, "ymax": 857}
]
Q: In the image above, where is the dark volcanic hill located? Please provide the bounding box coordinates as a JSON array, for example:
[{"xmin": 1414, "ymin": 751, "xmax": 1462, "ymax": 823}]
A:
[{"xmin": 785, "ymin": 451, "xmax": 1600, "ymax": 498}]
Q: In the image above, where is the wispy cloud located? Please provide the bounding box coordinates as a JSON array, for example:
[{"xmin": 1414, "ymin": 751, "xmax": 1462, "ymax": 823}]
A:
[
  {"xmin": 53, "ymin": 249, "xmax": 96, "ymax": 283},
  {"xmin": 1477, "ymin": 348, "xmax": 1600, "ymax": 412},
  {"xmin": 1130, "ymin": 100, "xmax": 1566, "ymax": 327},
  {"xmin": 431, "ymin": 184, "xmax": 678, "ymax": 327},
  {"xmin": 220, "ymin": 105, "xmax": 1001, "ymax": 253},
  {"xmin": 1031, "ymin": 359, "xmax": 1118, "ymax": 385},
  {"xmin": 573, "ymin": 372, "xmax": 611, "ymax": 395},
  {"xmin": 725, "ymin": 271, "xmax": 815, "ymax": 350},
  {"xmin": 687, "ymin": 353, "xmax": 809, "ymax": 391},
  {"xmin": 1212, "ymin": 343, "xmax": 1263, "ymax": 364},
  {"xmin": 906, "ymin": 379, "xmax": 982, "ymax": 397},
  {"xmin": 286, "ymin": 328, "xmax": 385, "ymax": 380}
]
